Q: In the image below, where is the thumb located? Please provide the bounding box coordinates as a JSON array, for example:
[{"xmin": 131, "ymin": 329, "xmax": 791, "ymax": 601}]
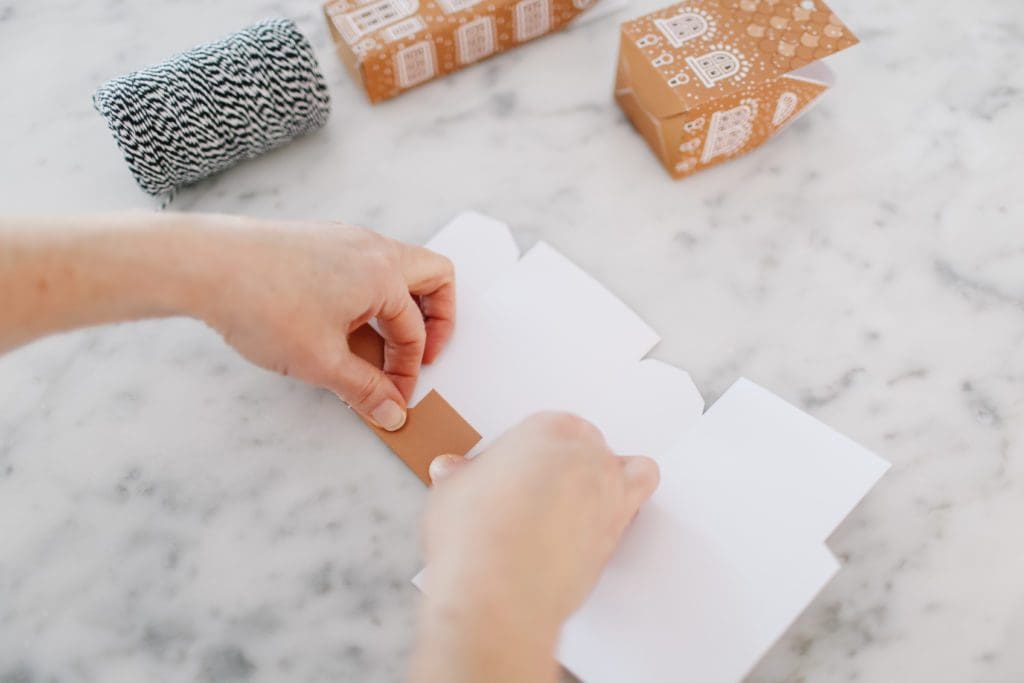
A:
[
  {"xmin": 328, "ymin": 352, "xmax": 408, "ymax": 431},
  {"xmin": 428, "ymin": 453, "xmax": 469, "ymax": 485},
  {"xmin": 618, "ymin": 455, "xmax": 660, "ymax": 515}
]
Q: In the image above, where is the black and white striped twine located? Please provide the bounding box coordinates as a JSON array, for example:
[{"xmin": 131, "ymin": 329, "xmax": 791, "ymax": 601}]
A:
[{"xmin": 93, "ymin": 18, "xmax": 331, "ymax": 199}]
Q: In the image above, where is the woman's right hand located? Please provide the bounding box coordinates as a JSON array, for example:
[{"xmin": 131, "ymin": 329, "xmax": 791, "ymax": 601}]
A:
[{"xmin": 411, "ymin": 412, "xmax": 660, "ymax": 683}]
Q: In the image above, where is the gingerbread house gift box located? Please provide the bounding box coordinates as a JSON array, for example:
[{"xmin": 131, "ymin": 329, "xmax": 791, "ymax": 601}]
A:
[
  {"xmin": 615, "ymin": 0, "xmax": 858, "ymax": 179},
  {"xmin": 324, "ymin": 0, "xmax": 597, "ymax": 103}
]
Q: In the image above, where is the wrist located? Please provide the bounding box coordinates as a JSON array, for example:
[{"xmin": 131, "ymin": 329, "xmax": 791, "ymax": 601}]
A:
[
  {"xmin": 411, "ymin": 570, "xmax": 562, "ymax": 683},
  {"xmin": 136, "ymin": 212, "xmax": 231, "ymax": 323}
]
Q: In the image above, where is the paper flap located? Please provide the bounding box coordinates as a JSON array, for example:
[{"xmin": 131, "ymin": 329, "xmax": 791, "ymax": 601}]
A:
[
  {"xmin": 621, "ymin": 0, "xmax": 857, "ymax": 118},
  {"xmin": 554, "ymin": 378, "xmax": 887, "ymax": 683},
  {"xmin": 411, "ymin": 214, "xmax": 699, "ymax": 456},
  {"xmin": 686, "ymin": 378, "xmax": 890, "ymax": 541},
  {"xmin": 784, "ymin": 59, "xmax": 835, "ymax": 87},
  {"xmin": 560, "ymin": 532, "xmax": 839, "ymax": 683},
  {"xmin": 422, "ymin": 211, "xmax": 520, "ymax": 314},
  {"xmin": 348, "ymin": 325, "xmax": 481, "ymax": 483}
]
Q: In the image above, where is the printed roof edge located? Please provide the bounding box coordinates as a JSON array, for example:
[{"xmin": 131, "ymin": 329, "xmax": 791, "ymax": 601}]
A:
[{"xmin": 622, "ymin": 0, "xmax": 859, "ymax": 118}]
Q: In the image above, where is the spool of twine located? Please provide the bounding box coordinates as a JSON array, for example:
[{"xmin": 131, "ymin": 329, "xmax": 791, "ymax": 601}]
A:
[{"xmin": 93, "ymin": 18, "xmax": 331, "ymax": 197}]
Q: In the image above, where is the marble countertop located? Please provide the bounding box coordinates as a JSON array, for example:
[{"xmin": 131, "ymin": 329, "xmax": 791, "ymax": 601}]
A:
[{"xmin": 1, "ymin": 0, "xmax": 1022, "ymax": 681}]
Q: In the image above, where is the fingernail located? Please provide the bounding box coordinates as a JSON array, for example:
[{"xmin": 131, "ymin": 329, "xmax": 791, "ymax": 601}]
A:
[
  {"xmin": 370, "ymin": 400, "xmax": 406, "ymax": 431},
  {"xmin": 428, "ymin": 454, "xmax": 463, "ymax": 484}
]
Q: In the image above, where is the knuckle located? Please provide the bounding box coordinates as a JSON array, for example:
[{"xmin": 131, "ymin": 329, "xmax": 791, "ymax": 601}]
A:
[
  {"xmin": 437, "ymin": 253, "xmax": 455, "ymax": 280},
  {"xmin": 352, "ymin": 369, "xmax": 383, "ymax": 407},
  {"xmin": 530, "ymin": 411, "xmax": 601, "ymax": 443}
]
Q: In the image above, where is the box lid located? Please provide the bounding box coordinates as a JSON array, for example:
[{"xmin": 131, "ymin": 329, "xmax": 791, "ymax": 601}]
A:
[{"xmin": 621, "ymin": 0, "xmax": 858, "ymax": 118}]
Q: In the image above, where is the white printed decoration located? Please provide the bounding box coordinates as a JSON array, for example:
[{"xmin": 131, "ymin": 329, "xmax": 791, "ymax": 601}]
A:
[
  {"xmin": 395, "ymin": 40, "xmax": 436, "ymax": 88},
  {"xmin": 382, "ymin": 16, "xmax": 425, "ymax": 42},
  {"xmin": 456, "ymin": 16, "xmax": 496, "ymax": 64},
  {"xmin": 515, "ymin": 0, "xmax": 551, "ymax": 41},
  {"xmin": 701, "ymin": 99, "xmax": 757, "ymax": 164},
  {"xmin": 654, "ymin": 8, "xmax": 715, "ymax": 47},
  {"xmin": 652, "ymin": 52, "xmax": 675, "ymax": 67},
  {"xmin": 772, "ymin": 91, "xmax": 799, "ymax": 126},
  {"xmin": 353, "ymin": 37, "xmax": 379, "ymax": 56},
  {"xmin": 436, "ymin": 0, "xmax": 483, "ymax": 13},
  {"xmin": 674, "ymin": 157, "xmax": 697, "ymax": 174},
  {"xmin": 667, "ymin": 72, "xmax": 690, "ymax": 87},
  {"xmin": 335, "ymin": 0, "xmax": 418, "ymax": 43},
  {"xmin": 683, "ymin": 116, "xmax": 706, "ymax": 133},
  {"xmin": 686, "ymin": 46, "xmax": 748, "ymax": 87},
  {"xmin": 678, "ymin": 138, "xmax": 701, "ymax": 153}
]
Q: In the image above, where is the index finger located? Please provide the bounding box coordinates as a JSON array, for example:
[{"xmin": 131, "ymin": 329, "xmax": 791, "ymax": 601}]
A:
[
  {"xmin": 400, "ymin": 244, "xmax": 455, "ymax": 364},
  {"xmin": 377, "ymin": 290, "xmax": 427, "ymax": 401}
]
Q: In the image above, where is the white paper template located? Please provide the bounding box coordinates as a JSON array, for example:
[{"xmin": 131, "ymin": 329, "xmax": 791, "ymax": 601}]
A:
[
  {"xmin": 559, "ymin": 378, "xmax": 888, "ymax": 683},
  {"xmin": 408, "ymin": 213, "xmax": 890, "ymax": 683},
  {"xmin": 414, "ymin": 211, "xmax": 704, "ymax": 457}
]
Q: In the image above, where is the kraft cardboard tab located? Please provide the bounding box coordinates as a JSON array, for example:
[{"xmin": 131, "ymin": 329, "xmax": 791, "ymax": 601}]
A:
[
  {"xmin": 402, "ymin": 212, "xmax": 888, "ymax": 683},
  {"xmin": 615, "ymin": 0, "xmax": 857, "ymax": 178},
  {"xmin": 348, "ymin": 325, "xmax": 481, "ymax": 483},
  {"xmin": 324, "ymin": 0, "xmax": 599, "ymax": 103}
]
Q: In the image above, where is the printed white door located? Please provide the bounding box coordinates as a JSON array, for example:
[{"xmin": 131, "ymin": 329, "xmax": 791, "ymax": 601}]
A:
[
  {"xmin": 515, "ymin": 0, "xmax": 551, "ymax": 42},
  {"xmin": 655, "ymin": 12, "xmax": 708, "ymax": 47},
  {"xmin": 456, "ymin": 17, "xmax": 496, "ymax": 64},
  {"xmin": 395, "ymin": 41, "xmax": 436, "ymax": 88},
  {"xmin": 686, "ymin": 50, "xmax": 741, "ymax": 87}
]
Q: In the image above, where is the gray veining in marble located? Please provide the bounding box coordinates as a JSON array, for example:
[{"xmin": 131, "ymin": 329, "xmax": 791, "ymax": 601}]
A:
[{"xmin": 1, "ymin": 0, "xmax": 1023, "ymax": 681}]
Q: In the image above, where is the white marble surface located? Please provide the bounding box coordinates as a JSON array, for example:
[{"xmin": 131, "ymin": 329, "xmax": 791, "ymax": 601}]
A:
[{"xmin": 1, "ymin": 0, "xmax": 1023, "ymax": 681}]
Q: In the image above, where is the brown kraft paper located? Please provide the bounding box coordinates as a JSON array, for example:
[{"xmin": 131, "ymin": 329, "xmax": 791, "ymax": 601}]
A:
[
  {"xmin": 323, "ymin": 0, "xmax": 598, "ymax": 103},
  {"xmin": 348, "ymin": 325, "xmax": 482, "ymax": 484},
  {"xmin": 615, "ymin": 0, "xmax": 858, "ymax": 179}
]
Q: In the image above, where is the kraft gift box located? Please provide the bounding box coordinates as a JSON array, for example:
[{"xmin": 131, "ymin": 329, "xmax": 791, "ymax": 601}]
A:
[
  {"xmin": 615, "ymin": 0, "xmax": 858, "ymax": 179},
  {"xmin": 323, "ymin": 0, "xmax": 599, "ymax": 103}
]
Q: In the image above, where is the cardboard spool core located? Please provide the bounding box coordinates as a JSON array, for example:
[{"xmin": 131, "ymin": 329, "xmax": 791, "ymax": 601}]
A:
[{"xmin": 348, "ymin": 325, "xmax": 481, "ymax": 485}]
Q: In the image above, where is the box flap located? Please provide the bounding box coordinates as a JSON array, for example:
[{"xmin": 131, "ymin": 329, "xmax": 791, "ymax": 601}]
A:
[
  {"xmin": 412, "ymin": 213, "xmax": 704, "ymax": 456},
  {"xmin": 621, "ymin": 0, "xmax": 858, "ymax": 118}
]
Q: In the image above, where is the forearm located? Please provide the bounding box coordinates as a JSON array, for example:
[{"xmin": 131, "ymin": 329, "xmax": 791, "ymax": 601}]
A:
[
  {"xmin": 409, "ymin": 582, "xmax": 561, "ymax": 683},
  {"xmin": 0, "ymin": 213, "xmax": 215, "ymax": 353}
]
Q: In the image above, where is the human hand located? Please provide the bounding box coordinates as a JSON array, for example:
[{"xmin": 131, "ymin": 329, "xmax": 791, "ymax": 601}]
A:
[
  {"xmin": 411, "ymin": 413, "xmax": 659, "ymax": 683},
  {"xmin": 186, "ymin": 215, "xmax": 454, "ymax": 430}
]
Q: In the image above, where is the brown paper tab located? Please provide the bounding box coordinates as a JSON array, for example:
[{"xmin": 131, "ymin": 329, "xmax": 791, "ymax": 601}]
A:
[{"xmin": 348, "ymin": 325, "xmax": 482, "ymax": 485}]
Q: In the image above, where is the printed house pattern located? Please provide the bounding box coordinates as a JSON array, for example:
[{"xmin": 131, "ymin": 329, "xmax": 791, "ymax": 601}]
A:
[
  {"xmin": 325, "ymin": 0, "xmax": 592, "ymax": 102},
  {"xmin": 615, "ymin": 0, "xmax": 858, "ymax": 179}
]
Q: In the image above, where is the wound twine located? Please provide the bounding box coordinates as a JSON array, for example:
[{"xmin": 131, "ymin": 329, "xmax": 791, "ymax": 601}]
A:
[{"xmin": 93, "ymin": 18, "xmax": 331, "ymax": 198}]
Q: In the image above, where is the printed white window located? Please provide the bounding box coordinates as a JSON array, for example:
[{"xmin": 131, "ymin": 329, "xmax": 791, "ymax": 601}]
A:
[
  {"xmin": 701, "ymin": 103, "xmax": 754, "ymax": 164},
  {"xmin": 395, "ymin": 41, "xmax": 436, "ymax": 88},
  {"xmin": 515, "ymin": 0, "xmax": 551, "ymax": 42},
  {"xmin": 335, "ymin": 0, "xmax": 417, "ymax": 43},
  {"xmin": 382, "ymin": 16, "xmax": 426, "ymax": 42},
  {"xmin": 772, "ymin": 91, "xmax": 799, "ymax": 126},
  {"xmin": 437, "ymin": 0, "xmax": 483, "ymax": 12},
  {"xmin": 456, "ymin": 17, "xmax": 496, "ymax": 64},
  {"xmin": 655, "ymin": 12, "xmax": 708, "ymax": 47},
  {"xmin": 353, "ymin": 38, "xmax": 378, "ymax": 57},
  {"xmin": 686, "ymin": 50, "xmax": 741, "ymax": 87},
  {"xmin": 652, "ymin": 52, "xmax": 674, "ymax": 67}
]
